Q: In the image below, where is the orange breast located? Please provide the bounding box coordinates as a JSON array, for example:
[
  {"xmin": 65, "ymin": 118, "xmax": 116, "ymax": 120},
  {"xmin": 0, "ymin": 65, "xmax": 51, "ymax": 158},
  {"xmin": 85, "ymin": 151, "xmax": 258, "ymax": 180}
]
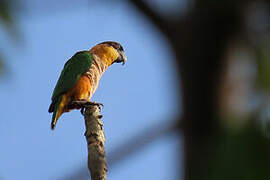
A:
[
  {"xmin": 57, "ymin": 75, "xmax": 91, "ymax": 114},
  {"xmin": 66, "ymin": 75, "xmax": 92, "ymax": 101}
]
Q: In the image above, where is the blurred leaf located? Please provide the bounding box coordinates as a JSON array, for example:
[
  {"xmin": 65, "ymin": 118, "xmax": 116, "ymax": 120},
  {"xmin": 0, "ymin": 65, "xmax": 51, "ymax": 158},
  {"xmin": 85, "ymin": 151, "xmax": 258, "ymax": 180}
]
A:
[
  {"xmin": 256, "ymin": 40, "xmax": 270, "ymax": 91},
  {"xmin": 0, "ymin": 0, "xmax": 18, "ymax": 77},
  {"xmin": 0, "ymin": 0, "xmax": 13, "ymax": 28},
  {"xmin": 0, "ymin": 56, "xmax": 5, "ymax": 76},
  {"xmin": 263, "ymin": 120, "xmax": 270, "ymax": 133},
  {"xmin": 208, "ymin": 122, "xmax": 270, "ymax": 180}
]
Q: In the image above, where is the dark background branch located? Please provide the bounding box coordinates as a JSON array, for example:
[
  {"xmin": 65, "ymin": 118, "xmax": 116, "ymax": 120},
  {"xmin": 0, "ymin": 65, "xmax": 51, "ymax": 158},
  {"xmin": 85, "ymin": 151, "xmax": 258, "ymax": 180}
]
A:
[
  {"xmin": 129, "ymin": 0, "xmax": 177, "ymax": 36},
  {"xmin": 63, "ymin": 118, "xmax": 181, "ymax": 180}
]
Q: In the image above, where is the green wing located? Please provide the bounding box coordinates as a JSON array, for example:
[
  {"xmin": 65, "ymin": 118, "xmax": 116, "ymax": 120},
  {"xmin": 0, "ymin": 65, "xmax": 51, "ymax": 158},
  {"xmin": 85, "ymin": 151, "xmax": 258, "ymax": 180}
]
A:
[{"xmin": 48, "ymin": 51, "xmax": 93, "ymax": 112}]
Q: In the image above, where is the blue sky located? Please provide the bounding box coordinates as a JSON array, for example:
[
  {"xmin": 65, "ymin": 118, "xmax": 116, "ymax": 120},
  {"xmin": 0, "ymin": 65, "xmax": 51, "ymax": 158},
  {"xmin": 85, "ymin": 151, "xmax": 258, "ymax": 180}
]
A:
[{"xmin": 0, "ymin": 1, "xmax": 182, "ymax": 179}]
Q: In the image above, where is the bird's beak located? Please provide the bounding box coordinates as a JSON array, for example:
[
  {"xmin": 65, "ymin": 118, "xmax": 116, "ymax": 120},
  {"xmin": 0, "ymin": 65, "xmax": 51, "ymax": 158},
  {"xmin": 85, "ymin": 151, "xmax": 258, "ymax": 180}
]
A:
[
  {"xmin": 115, "ymin": 50, "xmax": 127, "ymax": 65},
  {"xmin": 120, "ymin": 51, "xmax": 127, "ymax": 65}
]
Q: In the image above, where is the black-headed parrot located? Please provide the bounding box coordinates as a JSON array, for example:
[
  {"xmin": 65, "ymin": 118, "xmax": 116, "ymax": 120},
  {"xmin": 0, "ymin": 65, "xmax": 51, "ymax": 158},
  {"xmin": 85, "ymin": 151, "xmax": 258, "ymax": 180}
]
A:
[{"xmin": 48, "ymin": 41, "xmax": 127, "ymax": 130}]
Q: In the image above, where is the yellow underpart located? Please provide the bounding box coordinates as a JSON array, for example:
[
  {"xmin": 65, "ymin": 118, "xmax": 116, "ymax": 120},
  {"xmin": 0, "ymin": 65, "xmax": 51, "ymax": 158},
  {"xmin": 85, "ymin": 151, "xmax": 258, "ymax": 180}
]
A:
[
  {"xmin": 55, "ymin": 75, "xmax": 92, "ymax": 121},
  {"xmin": 54, "ymin": 94, "xmax": 68, "ymax": 123},
  {"xmin": 66, "ymin": 75, "xmax": 92, "ymax": 101},
  {"xmin": 90, "ymin": 44, "xmax": 119, "ymax": 66}
]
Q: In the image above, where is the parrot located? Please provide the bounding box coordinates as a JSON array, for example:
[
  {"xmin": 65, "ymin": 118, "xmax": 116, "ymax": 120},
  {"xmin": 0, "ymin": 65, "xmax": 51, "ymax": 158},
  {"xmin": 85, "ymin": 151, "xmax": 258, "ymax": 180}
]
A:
[{"xmin": 48, "ymin": 41, "xmax": 127, "ymax": 130}]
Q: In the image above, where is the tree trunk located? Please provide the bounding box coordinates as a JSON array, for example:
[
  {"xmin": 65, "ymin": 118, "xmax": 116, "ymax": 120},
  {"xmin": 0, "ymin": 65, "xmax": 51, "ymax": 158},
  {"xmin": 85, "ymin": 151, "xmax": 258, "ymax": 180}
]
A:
[{"xmin": 84, "ymin": 105, "xmax": 107, "ymax": 180}]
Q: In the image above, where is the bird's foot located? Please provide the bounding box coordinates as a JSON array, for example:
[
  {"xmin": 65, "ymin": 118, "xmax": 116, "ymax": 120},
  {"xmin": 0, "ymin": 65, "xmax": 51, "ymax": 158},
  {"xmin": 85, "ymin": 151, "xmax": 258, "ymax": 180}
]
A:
[
  {"xmin": 69, "ymin": 100, "xmax": 88, "ymax": 109},
  {"xmin": 69, "ymin": 100, "xmax": 104, "ymax": 115},
  {"xmin": 81, "ymin": 101, "xmax": 104, "ymax": 114},
  {"xmin": 84, "ymin": 101, "xmax": 104, "ymax": 108}
]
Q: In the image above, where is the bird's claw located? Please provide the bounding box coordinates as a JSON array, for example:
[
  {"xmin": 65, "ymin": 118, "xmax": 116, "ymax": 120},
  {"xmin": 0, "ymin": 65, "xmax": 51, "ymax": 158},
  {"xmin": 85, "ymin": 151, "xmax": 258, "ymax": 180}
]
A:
[
  {"xmin": 69, "ymin": 100, "xmax": 104, "ymax": 115},
  {"xmin": 80, "ymin": 108, "xmax": 85, "ymax": 115},
  {"xmin": 83, "ymin": 101, "xmax": 104, "ymax": 111},
  {"xmin": 85, "ymin": 101, "xmax": 104, "ymax": 108}
]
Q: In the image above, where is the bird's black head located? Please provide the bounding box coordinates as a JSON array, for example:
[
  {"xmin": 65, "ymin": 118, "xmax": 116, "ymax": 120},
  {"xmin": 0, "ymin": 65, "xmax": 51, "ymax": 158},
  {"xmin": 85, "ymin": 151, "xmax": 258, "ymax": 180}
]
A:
[{"xmin": 98, "ymin": 41, "xmax": 127, "ymax": 65}]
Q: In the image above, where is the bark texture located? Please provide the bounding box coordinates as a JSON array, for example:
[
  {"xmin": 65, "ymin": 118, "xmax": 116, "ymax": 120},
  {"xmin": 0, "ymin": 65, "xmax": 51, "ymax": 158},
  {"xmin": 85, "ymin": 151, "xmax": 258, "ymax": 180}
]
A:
[{"xmin": 83, "ymin": 105, "xmax": 107, "ymax": 180}]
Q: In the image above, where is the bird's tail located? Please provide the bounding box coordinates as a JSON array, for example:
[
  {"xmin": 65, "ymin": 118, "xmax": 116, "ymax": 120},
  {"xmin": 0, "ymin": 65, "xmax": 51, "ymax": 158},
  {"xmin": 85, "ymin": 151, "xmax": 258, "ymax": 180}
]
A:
[{"xmin": 51, "ymin": 95, "xmax": 65, "ymax": 130}]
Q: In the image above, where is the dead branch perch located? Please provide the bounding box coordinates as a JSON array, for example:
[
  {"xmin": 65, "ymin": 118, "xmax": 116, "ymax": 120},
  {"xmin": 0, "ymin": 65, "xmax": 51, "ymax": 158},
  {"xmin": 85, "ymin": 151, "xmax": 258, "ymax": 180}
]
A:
[{"xmin": 83, "ymin": 105, "xmax": 107, "ymax": 180}]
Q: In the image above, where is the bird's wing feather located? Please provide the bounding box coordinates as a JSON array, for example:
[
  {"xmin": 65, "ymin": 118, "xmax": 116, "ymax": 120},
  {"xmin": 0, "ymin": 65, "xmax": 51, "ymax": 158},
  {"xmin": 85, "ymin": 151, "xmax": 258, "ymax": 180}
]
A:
[{"xmin": 51, "ymin": 51, "xmax": 93, "ymax": 101}]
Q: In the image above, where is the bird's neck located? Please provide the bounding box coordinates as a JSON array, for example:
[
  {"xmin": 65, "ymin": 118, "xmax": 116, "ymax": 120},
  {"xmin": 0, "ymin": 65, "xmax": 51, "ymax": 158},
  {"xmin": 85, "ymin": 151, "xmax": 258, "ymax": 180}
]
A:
[{"xmin": 90, "ymin": 44, "xmax": 118, "ymax": 67}]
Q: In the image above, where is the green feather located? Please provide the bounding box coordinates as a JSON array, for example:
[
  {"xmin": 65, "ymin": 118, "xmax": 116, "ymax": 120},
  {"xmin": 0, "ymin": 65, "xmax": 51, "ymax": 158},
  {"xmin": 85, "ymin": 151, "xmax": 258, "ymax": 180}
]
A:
[
  {"xmin": 51, "ymin": 51, "xmax": 93, "ymax": 101},
  {"xmin": 51, "ymin": 95, "xmax": 63, "ymax": 130},
  {"xmin": 48, "ymin": 51, "xmax": 93, "ymax": 120}
]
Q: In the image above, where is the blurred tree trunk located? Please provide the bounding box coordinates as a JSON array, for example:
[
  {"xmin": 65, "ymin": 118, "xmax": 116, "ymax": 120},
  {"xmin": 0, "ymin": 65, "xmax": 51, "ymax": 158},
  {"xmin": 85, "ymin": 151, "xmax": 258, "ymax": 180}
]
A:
[
  {"xmin": 129, "ymin": 0, "xmax": 243, "ymax": 179},
  {"xmin": 177, "ymin": 3, "xmax": 242, "ymax": 179}
]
